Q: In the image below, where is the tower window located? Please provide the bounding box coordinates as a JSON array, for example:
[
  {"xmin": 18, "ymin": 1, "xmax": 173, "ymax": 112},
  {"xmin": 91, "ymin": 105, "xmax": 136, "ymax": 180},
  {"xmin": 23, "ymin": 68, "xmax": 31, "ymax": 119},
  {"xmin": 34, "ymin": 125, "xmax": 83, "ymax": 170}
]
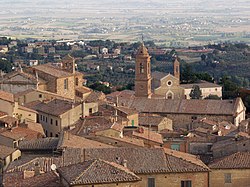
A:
[
  {"xmin": 64, "ymin": 78, "xmax": 68, "ymax": 90},
  {"xmin": 75, "ymin": 77, "xmax": 79, "ymax": 86},
  {"xmin": 140, "ymin": 63, "xmax": 144, "ymax": 73}
]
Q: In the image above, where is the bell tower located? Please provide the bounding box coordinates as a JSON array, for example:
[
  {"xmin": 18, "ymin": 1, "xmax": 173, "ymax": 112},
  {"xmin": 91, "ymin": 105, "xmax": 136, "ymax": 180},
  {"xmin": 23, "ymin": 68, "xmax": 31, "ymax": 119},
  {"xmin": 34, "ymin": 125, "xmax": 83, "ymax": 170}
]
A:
[
  {"xmin": 173, "ymin": 57, "xmax": 180, "ymax": 81},
  {"xmin": 135, "ymin": 43, "xmax": 152, "ymax": 98}
]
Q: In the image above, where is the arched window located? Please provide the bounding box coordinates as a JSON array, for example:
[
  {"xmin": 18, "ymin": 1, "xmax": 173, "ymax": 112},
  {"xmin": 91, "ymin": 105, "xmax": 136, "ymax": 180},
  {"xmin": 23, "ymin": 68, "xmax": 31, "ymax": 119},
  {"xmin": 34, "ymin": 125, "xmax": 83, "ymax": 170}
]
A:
[{"xmin": 167, "ymin": 92, "xmax": 173, "ymax": 99}]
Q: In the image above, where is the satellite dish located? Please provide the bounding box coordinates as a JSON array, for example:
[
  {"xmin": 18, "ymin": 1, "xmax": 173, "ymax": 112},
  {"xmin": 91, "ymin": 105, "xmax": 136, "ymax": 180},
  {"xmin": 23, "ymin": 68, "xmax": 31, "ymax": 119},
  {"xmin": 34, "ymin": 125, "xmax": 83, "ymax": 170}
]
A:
[{"xmin": 51, "ymin": 164, "xmax": 57, "ymax": 171}]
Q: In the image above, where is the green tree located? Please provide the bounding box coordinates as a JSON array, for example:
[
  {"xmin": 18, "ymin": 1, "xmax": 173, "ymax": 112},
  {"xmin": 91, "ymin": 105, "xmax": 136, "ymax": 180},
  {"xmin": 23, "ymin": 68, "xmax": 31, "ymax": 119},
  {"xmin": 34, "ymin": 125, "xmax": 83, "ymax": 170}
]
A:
[
  {"xmin": 204, "ymin": 94, "xmax": 221, "ymax": 100},
  {"xmin": 189, "ymin": 85, "xmax": 202, "ymax": 99},
  {"xmin": 0, "ymin": 59, "xmax": 12, "ymax": 73}
]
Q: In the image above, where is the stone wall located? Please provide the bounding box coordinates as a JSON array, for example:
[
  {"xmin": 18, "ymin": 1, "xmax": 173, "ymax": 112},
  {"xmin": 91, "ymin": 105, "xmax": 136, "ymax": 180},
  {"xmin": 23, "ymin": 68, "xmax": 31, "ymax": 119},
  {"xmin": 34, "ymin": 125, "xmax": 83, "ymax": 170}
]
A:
[
  {"xmin": 210, "ymin": 169, "xmax": 250, "ymax": 187},
  {"xmin": 138, "ymin": 172, "xmax": 208, "ymax": 187}
]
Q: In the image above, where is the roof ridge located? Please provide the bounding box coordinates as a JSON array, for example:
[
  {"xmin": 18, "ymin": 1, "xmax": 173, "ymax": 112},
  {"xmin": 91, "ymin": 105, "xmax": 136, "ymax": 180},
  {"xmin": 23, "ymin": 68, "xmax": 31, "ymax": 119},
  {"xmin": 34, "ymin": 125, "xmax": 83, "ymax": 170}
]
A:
[{"xmin": 72, "ymin": 159, "xmax": 97, "ymax": 184}]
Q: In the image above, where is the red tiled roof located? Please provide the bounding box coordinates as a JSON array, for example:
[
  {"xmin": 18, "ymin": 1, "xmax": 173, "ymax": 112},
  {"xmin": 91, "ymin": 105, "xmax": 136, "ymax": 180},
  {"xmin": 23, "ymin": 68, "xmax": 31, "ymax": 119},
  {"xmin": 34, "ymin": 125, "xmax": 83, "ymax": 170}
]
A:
[
  {"xmin": 209, "ymin": 152, "xmax": 250, "ymax": 169},
  {"xmin": 57, "ymin": 159, "xmax": 140, "ymax": 185}
]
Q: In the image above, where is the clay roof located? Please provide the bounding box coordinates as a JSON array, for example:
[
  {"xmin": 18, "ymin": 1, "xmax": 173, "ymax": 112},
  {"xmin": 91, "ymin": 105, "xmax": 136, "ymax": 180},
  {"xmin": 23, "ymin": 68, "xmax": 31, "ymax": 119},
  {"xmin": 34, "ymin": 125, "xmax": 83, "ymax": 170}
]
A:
[
  {"xmin": 117, "ymin": 97, "xmax": 240, "ymax": 116},
  {"xmin": 57, "ymin": 132, "xmax": 113, "ymax": 149},
  {"xmin": 0, "ymin": 127, "xmax": 43, "ymax": 141},
  {"xmin": 180, "ymin": 81, "xmax": 221, "ymax": 89},
  {"xmin": 152, "ymin": 71, "xmax": 168, "ymax": 80},
  {"xmin": 32, "ymin": 63, "xmax": 73, "ymax": 78},
  {"xmin": 116, "ymin": 106, "xmax": 138, "ymax": 115},
  {"xmin": 18, "ymin": 138, "xmax": 59, "ymax": 151},
  {"xmin": 62, "ymin": 147, "xmax": 209, "ymax": 174},
  {"xmin": 70, "ymin": 117, "xmax": 114, "ymax": 136},
  {"xmin": 106, "ymin": 90, "xmax": 135, "ymax": 103},
  {"xmin": 57, "ymin": 159, "xmax": 140, "ymax": 185},
  {"xmin": 163, "ymin": 148, "xmax": 209, "ymax": 170},
  {"xmin": 211, "ymin": 138, "xmax": 249, "ymax": 151},
  {"xmin": 139, "ymin": 115, "xmax": 167, "ymax": 126},
  {"xmin": 124, "ymin": 128, "xmax": 163, "ymax": 144},
  {"xmin": 2, "ymin": 71, "xmax": 46, "ymax": 85},
  {"xmin": 7, "ymin": 147, "xmax": 209, "ymax": 175},
  {"xmin": 75, "ymin": 86, "xmax": 92, "ymax": 94},
  {"xmin": 0, "ymin": 90, "xmax": 14, "ymax": 103},
  {"xmin": 0, "ymin": 111, "xmax": 7, "ymax": 118},
  {"xmin": 0, "ymin": 144, "xmax": 18, "ymax": 159},
  {"xmin": 4, "ymin": 171, "xmax": 61, "ymax": 187},
  {"xmin": 33, "ymin": 99, "xmax": 80, "ymax": 116},
  {"xmin": 84, "ymin": 91, "xmax": 106, "ymax": 103},
  {"xmin": 209, "ymin": 152, "xmax": 250, "ymax": 169},
  {"xmin": 136, "ymin": 43, "xmax": 149, "ymax": 56},
  {"xmin": 0, "ymin": 116, "xmax": 18, "ymax": 124}
]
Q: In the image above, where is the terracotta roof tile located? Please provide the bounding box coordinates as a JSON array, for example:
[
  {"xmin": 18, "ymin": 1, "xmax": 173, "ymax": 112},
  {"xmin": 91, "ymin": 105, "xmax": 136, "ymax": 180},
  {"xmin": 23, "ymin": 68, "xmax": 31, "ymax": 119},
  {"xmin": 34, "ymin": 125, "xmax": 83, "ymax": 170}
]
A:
[
  {"xmin": 32, "ymin": 63, "xmax": 73, "ymax": 78},
  {"xmin": 18, "ymin": 138, "xmax": 59, "ymax": 151},
  {"xmin": 57, "ymin": 132, "xmax": 113, "ymax": 149},
  {"xmin": 117, "ymin": 97, "xmax": 239, "ymax": 115},
  {"xmin": 57, "ymin": 159, "xmax": 140, "ymax": 185},
  {"xmin": 33, "ymin": 99, "xmax": 80, "ymax": 116},
  {"xmin": 180, "ymin": 81, "xmax": 221, "ymax": 89},
  {"xmin": 0, "ymin": 144, "xmax": 17, "ymax": 159},
  {"xmin": 0, "ymin": 90, "xmax": 14, "ymax": 103},
  {"xmin": 4, "ymin": 171, "xmax": 61, "ymax": 187},
  {"xmin": 209, "ymin": 152, "xmax": 250, "ymax": 169},
  {"xmin": 124, "ymin": 128, "xmax": 163, "ymax": 144}
]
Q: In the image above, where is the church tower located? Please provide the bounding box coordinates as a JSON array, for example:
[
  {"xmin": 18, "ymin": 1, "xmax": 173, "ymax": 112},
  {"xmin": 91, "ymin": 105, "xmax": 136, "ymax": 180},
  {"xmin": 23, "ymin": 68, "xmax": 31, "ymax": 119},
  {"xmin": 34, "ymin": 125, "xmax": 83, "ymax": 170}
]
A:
[
  {"xmin": 173, "ymin": 57, "xmax": 180, "ymax": 81},
  {"xmin": 61, "ymin": 54, "xmax": 75, "ymax": 74},
  {"xmin": 135, "ymin": 43, "xmax": 152, "ymax": 98}
]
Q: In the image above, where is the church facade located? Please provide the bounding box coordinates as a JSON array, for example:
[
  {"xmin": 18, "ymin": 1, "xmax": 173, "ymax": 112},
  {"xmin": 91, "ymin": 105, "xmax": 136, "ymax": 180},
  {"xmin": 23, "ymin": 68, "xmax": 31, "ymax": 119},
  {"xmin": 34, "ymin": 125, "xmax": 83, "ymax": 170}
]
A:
[{"xmin": 134, "ymin": 44, "xmax": 222, "ymax": 100}]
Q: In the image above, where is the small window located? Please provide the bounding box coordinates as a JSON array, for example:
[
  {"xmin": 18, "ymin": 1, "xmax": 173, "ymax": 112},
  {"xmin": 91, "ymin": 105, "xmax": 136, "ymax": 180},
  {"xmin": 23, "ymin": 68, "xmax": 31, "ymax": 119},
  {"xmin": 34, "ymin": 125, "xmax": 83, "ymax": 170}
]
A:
[
  {"xmin": 171, "ymin": 144, "xmax": 180, "ymax": 151},
  {"xmin": 55, "ymin": 120, "xmax": 58, "ymax": 126},
  {"xmin": 75, "ymin": 77, "xmax": 79, "ymax": 86},
  {"xmin": 89, "ymin": 108, "xmax": 93, "ymax": 114},
  {"xmin": 181, "ymin": 180, "xmax": 192, "ymax": 187},
  {"xmin": 39, "ymin": 94, "xmax": 42, "ymax": 98},
  {"xmin": 224, "ymin": 173, "xmax": 231, "ymax": 183},
  {"xmin": 50, "ymin": 132, "xmax": 53, "ymax": 137},
  {"xmin": 45, "ymin": 117, "xmax": 47, "ymax": 123},
  {"xmin": 148, "ymin": 177, "xmax": 155, "ymax": 187},
  {"xmin": 167, "ymin": 81, "xmax": 172, "ymax": 86},
  {"xmin": 64, "ymin": 78, "xmax": 68, "ymax": 90},
  {"xmin": 50, "ymin": 118, "xmax": 53, "ymax": 125}
]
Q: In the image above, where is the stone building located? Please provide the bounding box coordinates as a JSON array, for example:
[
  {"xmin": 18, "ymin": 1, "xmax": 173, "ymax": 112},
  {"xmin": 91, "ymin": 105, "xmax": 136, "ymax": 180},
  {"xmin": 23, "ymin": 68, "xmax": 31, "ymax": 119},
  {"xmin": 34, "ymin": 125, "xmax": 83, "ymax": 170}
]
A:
[
  {"xmin": 0, "ymin": 55, "xmax": 84, "ymax": 100},
  {"xmin": 5, "ymin": 147, "xmax": 210, "ymax": 187},
  {"xmin": 113, "ymin": 96, "xmax": 246, "ymax": 128},
  {"xmin": 209, "ymin": 152, "xmax": 250, "ymax": 187},
  {"xmin": 134, "ymin": 43, "xmax": 152, "ymax": 98}
]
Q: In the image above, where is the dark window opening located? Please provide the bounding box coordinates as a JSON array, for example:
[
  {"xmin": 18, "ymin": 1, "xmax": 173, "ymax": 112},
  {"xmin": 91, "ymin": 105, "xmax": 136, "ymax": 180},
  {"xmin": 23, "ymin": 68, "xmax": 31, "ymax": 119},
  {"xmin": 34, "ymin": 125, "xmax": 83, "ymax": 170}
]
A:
[{"xmin": 181, "ymin": 180, "xmax": 192, "ymax": 187}]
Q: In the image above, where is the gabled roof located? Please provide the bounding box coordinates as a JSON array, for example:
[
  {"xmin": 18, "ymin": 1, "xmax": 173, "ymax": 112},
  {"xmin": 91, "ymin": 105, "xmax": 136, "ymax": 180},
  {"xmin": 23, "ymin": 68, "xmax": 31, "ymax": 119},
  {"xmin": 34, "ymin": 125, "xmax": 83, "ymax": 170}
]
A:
[
  {"xmin": 0, "ymin": 90, "xmax": 14, "ymax": 103},
  {"xmin": 0, "ymin": 144, "xmax": 18, "ymax": 159},
  {"xmin": 33, "ymin": 99, "xmax": 80, "ymax": 116},
  {"xmin": 31, "ymin": 63, "xmax": 73, "ymax": 78},
  {"xmin": 1, "ymin": 71, "xmax": 46, "ymax": 85},
  {"xmin": 4, "ymin": 171, "xmax": 61, "ymax": 187},
  {"xmin": 57, "ymin": 159, "xmax": 140, "ymax": 185},
  {"xmin": 57, "ymin": 132, "xmax": 113, "ymax": 149},
  {"xmin": 209, "ymin": 152, "xmax": 250, "ymax": 169},
  {"xmin": 18, "ymin": 138, "xmax": 59, "ymax": 151},
  {"xmin": 116, "ymin": 97, "xmax": 241, "ymax": 116}
]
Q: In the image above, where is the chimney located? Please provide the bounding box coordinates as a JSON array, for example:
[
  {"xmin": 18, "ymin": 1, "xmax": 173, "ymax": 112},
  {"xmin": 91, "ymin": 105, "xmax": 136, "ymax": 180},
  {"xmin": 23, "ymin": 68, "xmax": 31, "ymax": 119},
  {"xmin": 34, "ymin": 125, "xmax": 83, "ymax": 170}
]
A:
[
  {"xmin": 23, "ymin": 171, "xmax": 35, "ymax": 179},
  {"xmin": 122, "ymin": 159, "xmax": 127, "ymax": 168},
  {"xmin": 34, "ymin": 162, "xmax": 41, "ymax": 176},
  {"xmin": 116, "ymin": 96, "xmax": 119, "ymax": 107},
  {"xmin": 114, "ymin": 109, "xmax": 118, "ymax": 122}
]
